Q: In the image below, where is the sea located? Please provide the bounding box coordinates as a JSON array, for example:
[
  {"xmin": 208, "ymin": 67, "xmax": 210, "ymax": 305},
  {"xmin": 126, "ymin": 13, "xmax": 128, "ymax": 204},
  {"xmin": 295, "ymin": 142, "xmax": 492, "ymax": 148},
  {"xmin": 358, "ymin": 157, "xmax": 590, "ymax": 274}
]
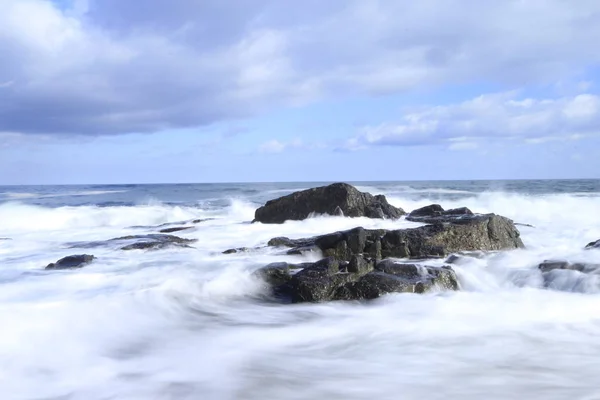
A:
[{"xmin": 1, "ymin": 179, "xmax": 600, "ymax": 400}]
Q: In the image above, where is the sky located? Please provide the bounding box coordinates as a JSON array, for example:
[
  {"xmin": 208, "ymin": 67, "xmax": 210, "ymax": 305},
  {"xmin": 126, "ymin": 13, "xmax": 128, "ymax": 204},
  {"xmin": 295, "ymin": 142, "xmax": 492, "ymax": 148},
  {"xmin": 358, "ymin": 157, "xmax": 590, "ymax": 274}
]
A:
[{"xmin": 1, "ymin": 0, "xmax": 600, "ymax": 184}]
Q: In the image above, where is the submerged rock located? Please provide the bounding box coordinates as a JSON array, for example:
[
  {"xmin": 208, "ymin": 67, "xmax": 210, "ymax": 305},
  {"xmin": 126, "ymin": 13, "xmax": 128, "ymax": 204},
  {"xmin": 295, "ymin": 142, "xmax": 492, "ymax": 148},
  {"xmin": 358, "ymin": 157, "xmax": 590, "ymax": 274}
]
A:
[
  {"xmin": 406, "ymin": 204, "xmax": 474, "ymax": 223},
  {"xmin": 158, "ymin": 226, "xmax": 194, "ymax": 233},
  {"xmin": 68, "ymin": 234, "xmax": 196, "ymax": 251},
  {"xmin": 116, "ymin": 234, "xmax": 196, "ymax": 251},
  {"xmin": 585, "ymin": 239, "xmax": 600, "ymax": 250},
  {"xmin": 268, "ymin": 214, "xmax": 524, "ymax": 261},
  {"xmin": 222, "ymin": 247, "xmax": 250, "ymax": 254},
  {"xmin": 45, "ymin": 254, "xmax": 95, "ymax": 270},
  {"xmin": 253, "ymin": 182, "xmax": 405, "ymax": 224},
  {"xmin": 538, "ymin": 259, "xmax": 600, "ymax": 273},
  {"xmin": 254, "ymin": 256, "xmax": 459, "ymax": 303}
]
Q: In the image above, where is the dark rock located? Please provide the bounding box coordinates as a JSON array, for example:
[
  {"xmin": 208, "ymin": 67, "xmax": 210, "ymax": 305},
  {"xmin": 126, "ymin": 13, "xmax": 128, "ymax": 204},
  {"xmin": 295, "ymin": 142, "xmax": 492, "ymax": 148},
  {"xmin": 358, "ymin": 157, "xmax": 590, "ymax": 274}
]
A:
[
  {"xmin": 585, "ymin": 240, "xmax": 600, "ymax": 250},
  {"xmin": 514, "ymin": 223, "xmax": 535, "ymax": 228},
  {"xmin": 406, "ymin": 204, "xmax": 475, "ymax": 224},
  {"xmin": 159, "ymin": 226, "xmax": 194, "ymax": 233},
  {"xmin": 69, "ymin": 234, "xmax": 196, "ymax": 251},
  {"xmin": 253, "ymin": 262, "xmax": 295, "ymax": 287},
  {"xmin": 444, "ymin": 251, "xmax": 487, "ymax": 264},
  {"xmin": 45, "ymin": 254, "xmax": 95, "ymax": 270},
  {"xmin": 117, "ymin": 234, "xmax": 196, "ymax": 251},
  {"xmin": 192, "ymin": 218, "xmax": 214, "ymax": 224},
  {"xmin": 256, "ymin": 256, "xmax": 459, "ymax": 303},
  {"xmin": 270, "ymin": 214, "xmax": 524, "ymax": 261},
  {"xmin": 538, "ymin": 260, "xmax": 600, "ymax": 273},
  {"xmin": 253, "ymin": 182, "xmax": 405, "ymax": 224},
  {"xmin": 222, "ymin": 247, "xmax": 250, "ymax": 254}
]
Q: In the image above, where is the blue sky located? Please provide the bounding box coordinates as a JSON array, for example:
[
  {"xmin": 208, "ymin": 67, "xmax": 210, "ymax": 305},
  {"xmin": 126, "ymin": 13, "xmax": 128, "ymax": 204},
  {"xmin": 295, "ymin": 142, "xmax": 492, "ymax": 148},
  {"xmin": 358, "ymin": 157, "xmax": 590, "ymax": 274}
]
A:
[{"xmin": 1, "ymin": 0, "xmax": 600, "ymax": 184}]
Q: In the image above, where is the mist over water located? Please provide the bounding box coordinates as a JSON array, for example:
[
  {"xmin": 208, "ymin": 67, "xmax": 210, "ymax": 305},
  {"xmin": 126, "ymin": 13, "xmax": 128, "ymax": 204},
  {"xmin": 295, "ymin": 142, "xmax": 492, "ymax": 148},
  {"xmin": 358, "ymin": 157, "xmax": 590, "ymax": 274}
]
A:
[{"xmin": 2, "ymin": 180, "xmax": 600, "ymax": 400}]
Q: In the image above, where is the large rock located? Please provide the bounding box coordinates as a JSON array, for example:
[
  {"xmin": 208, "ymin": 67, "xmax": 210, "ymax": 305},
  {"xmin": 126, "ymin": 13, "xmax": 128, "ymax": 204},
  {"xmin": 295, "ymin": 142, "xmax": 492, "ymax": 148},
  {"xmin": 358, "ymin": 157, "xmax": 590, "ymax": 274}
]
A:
[
  {"xmin": 268, "ymin": 214, "xmax": 524, "ymax": 261},
  {"xmin": 45, "ymin": 254, "xmax": 95, "ymax": 270},
  {"xmin": 406, "ymin": 204, "xmax": 474, "ymax": 223},
  {"xmin": 253, "ymin": 183, "xmax": 405, "ymax": 224},
  {"xmin": 254, "ymin": 256, "xmax": 459, "ymax": 303}
]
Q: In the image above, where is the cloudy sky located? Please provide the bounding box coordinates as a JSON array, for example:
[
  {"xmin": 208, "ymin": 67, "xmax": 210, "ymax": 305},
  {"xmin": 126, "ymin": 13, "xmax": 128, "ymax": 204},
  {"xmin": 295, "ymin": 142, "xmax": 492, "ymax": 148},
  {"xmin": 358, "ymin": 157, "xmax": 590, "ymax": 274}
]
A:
[{"xmin": 1, "ymin": 0, "xmax": 600, "ymax": 184}]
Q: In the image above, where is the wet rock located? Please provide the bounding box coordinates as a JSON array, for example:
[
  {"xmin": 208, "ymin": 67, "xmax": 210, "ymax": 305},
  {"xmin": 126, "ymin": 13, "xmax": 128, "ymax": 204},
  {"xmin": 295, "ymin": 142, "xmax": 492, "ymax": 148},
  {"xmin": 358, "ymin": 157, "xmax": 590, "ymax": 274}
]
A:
[
  {"xmin": 253, "ymin": 182, "xmax": 405, "ymax": 224},
  {"xmin": 585, "ymin": 239, "xmax": 600, "ymax": 250},
  {"xmin": 222, "ymin": 247, "xmax": 250, "ymax": 254},
  {"xmin": 253, "ymin": 262, "xmax": 295, "ymax": 287},
  {"xmin": 538, "ymin": 260, "xmax": 600, "ymax": 273},
  {"xmin": 406, "ymin": 204, "xmax": 474, "ymax": 223},
  {"xmin": 269, "ymin": 214, "xmax": 524, "ymax": 261},
  {"xmin": 514, "ymin": 222, "xmax": 535, "ymax": 228},
  {"xmin": 158, "ymin": 226, "xmax": 194, "ymax": 234},
  {"xmin": 444, "ymin": 251, "xmax": 487, "ymax": 264},
  {"xmin": 256, "ymin": 257, "xmax": 459, "ymax": 303},
  {"xmin": 69, "ymin": 234, "xmax": 196, "ymax": 251},
  {"xmin": 45, "ymin": 254, "xmax": 95, "ymax": 270}
]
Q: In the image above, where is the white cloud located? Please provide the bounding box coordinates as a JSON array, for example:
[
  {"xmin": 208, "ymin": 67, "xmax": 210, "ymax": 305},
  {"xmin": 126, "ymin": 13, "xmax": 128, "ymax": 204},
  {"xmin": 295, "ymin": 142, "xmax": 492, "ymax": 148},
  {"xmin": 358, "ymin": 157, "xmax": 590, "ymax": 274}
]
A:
[
  {"xmin": 258, "ymin": 138, "xmax": 306, "ymax": 153},
  {"xmin": 1, "ymin": 0, "xmax": 600, "ymax": 136},
  {"xmin": 346, "ymin": 92, "xmax": 600, "ymax": 149}
]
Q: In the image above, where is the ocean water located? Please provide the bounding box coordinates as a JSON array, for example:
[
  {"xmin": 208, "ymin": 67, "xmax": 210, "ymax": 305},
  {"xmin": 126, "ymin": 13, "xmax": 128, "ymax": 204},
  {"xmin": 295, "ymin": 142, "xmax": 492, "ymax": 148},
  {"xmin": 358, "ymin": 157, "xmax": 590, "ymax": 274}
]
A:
[{"xmin": 1, "ymin": 180, "xmax": 600, "ymax": 400}]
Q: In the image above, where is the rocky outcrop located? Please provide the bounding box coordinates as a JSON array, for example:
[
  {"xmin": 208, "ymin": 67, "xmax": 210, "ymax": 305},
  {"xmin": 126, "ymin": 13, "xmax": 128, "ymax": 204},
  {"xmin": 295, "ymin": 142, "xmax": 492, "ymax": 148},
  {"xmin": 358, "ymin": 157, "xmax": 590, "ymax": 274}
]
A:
[
  {"xmin": 68, "ymin": 234, "xmax": 196, "ymax": 251},
  {"xmin": 268, "ymin": 214, "xmax": 524, "ymax": 261},
  {"xmin": 254, "ymin": 256, "xmax": 459, "ymax": 303},
  {"xmin": 45, "ymin": 254, "xmax": 95, "ymax": 270},
  {"xmin": 253, "ymin": 183, "xmax": 405, "ymax": 224},
  {"xmin": 406, "ymin": 204, "xmax": 474, "ymax": 223}
]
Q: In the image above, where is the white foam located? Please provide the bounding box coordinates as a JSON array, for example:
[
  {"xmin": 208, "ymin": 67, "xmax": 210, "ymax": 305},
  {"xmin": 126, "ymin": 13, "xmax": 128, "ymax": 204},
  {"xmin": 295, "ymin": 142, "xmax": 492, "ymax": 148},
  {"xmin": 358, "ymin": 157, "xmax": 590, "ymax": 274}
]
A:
[{"xmin": 2, "ymin": 188, "xmax": 600, "ymax": 398}]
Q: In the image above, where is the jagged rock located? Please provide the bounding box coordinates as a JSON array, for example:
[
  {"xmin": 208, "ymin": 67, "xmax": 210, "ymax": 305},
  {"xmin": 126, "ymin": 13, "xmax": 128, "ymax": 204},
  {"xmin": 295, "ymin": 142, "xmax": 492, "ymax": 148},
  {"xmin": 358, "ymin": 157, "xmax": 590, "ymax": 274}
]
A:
[
  {"xmin": 253, "ymin": 182, "xmax": 405, "ymax": 224},
  {"xmin": 159, "ymin": 226, "xmax": 193, "ymax": 233},
  {"xmin": 585, "ymin": 240, "xmax": 600, "ymax": 250},
  {"xmin": 68, "ymin": 234, "xmax": 196, "ymax": 251},
  {"xmin": 269, "ymin": 214, "xmax": 524, "ymax": 261},
  {"xmin": 255, "ymin": 257, "xmax": 459, "ymax": 303},
  {"xmin": 406, "ymin": 204, "xmax": 474, "ymax": 223},
  {"xmin": 45, "ymin": 254, "xmax": 95, "ymax": 270}
]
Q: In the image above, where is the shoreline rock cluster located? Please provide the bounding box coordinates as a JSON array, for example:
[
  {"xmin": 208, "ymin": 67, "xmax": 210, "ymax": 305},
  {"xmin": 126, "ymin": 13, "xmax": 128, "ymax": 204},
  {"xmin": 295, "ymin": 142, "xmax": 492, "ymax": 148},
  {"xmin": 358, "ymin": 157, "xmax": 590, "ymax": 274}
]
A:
[
  {"xmin": 249, "ymin": 183, "xmax": 526, "ymax": 303},
  {"xmin": 42, "ymin": 182, "xmax": 600, "ymax": 300}
]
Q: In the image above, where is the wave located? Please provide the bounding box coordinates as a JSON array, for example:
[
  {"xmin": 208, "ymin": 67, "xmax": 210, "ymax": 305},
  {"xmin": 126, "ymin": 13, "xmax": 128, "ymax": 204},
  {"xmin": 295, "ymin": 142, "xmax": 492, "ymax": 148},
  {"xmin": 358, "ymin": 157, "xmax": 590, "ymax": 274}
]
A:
[
  {"xmin": 0, "ymin": 190, "xmax": 128, "ymax": 200},
  {"xmin": 0, "ymin": 202, "xmax": 205, "ymax": 232}
]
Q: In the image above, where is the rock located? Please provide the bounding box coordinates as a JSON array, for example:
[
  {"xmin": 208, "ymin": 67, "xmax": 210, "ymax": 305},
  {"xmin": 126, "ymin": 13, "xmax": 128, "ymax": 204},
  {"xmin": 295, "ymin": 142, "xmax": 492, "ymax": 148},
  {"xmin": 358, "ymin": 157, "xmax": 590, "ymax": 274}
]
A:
[
  {"xmin": 514, "ymin": 222, "xmax": 535, "ymax": 228},
  {"xmin": 222, "ymin": 247, "xmax": 250, "ymax": 254},
  {"xmin": 255, "ymin": 257, "xmax": 459, "ymax": 303},
  {"xmin": 116, "ymin": 234, "xmax": 196, "ymax": 251},
  {"xmin": 406, "ymin": 204, "xmax": 474, "ymax": 223},
  {"xmin": 45, "ymin": 254, "xmax": 95, "ymax": 270},
  {"xmin": 270, "ymin": 214, "xmax": 524, "ymax": 261},
  {"xmin": 253, "ymin": 182, "xmax": 405, "ymax": 224},
  {"xmin": 253, "ymin": 262, "xmax": 295, "ymax": 287},
  {"xmin": 69, "ymin": 234, "xmax": 196, "ymax": 251},
  {"xmin": 158, "ymin": 226, "xmax": 193, "ymax": 233},
  {"xmin": 538, "ymin": 260, "xmax": 600, "ymax": 273},
  {"xmin": 585, "ymin": 240, "xmax": 600, "ymax": 249},
  {"xmin": 444, "ymin": 251, "xmax": 487, "ymax": 264}
]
